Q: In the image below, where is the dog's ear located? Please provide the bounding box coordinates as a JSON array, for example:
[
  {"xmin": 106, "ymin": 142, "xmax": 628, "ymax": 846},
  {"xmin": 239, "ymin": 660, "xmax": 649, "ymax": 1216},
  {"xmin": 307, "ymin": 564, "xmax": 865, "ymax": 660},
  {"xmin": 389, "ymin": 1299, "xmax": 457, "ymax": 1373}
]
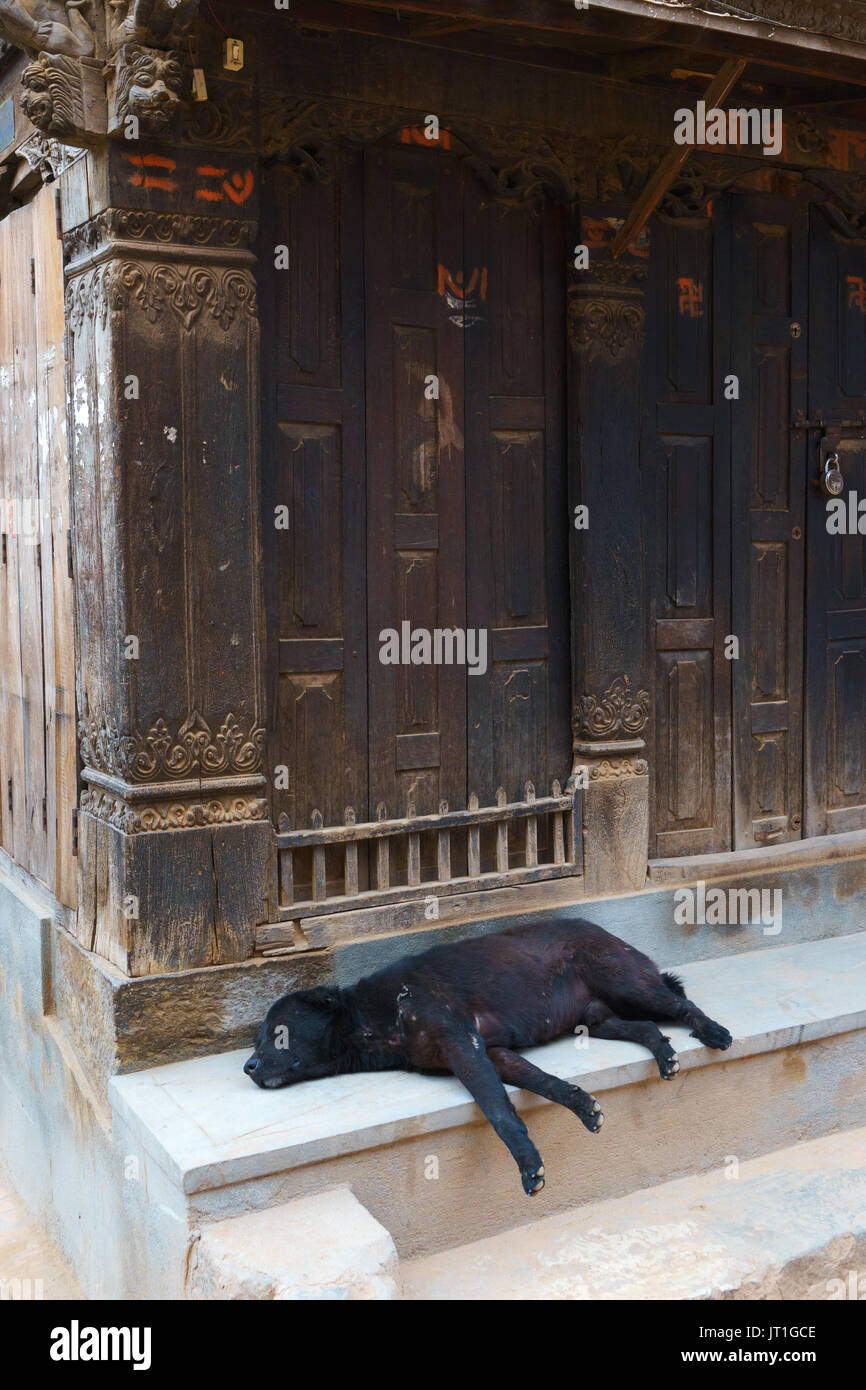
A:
[{"xmin": 302, "ymin": 986, "xmax": 342, "ymax": 1012}]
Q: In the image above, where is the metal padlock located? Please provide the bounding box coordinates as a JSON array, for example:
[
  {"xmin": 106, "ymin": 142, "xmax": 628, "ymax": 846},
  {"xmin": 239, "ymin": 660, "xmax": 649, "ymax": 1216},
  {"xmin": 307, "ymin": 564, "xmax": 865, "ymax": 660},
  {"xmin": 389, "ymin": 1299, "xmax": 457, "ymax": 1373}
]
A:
[{"xmin": 822, "ymin": 451, "xmax": 844, "ymax": 496}]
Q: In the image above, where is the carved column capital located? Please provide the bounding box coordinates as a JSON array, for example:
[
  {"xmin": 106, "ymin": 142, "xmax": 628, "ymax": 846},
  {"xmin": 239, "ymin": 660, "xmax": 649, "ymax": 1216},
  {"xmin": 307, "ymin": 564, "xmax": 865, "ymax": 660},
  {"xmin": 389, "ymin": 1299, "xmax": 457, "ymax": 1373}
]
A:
[
  {"xmin": 572, "ymin": 674, "xmax": 650, "ymax": 758},
  {"xmin": 568, "ymin": 255, "xmax": 647, "ymax": 364}
]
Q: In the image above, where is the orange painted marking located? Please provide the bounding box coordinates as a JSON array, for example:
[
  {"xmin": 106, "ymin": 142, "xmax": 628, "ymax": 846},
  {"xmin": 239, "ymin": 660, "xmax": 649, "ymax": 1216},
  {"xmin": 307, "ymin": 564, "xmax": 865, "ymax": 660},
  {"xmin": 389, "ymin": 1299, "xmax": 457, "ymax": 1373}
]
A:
[
  {"xmin": 437, "ymin": 265, "xmax": 488, "ymax": 300},
  {"xmin": 582, "ymin": 216, "xmax": 649, "ymax": 258},
  {"xmin": 399, "ymin": 125, "xmax": 452, "ymax": 148},
  {"xmin": 846, "ymin": 275, "xmax": 866, "ymax": 312},
  {"xmin": 195, "ymin": 165, "xmax": 254, "ymax": 205},
  {"xmin": 125, "ymin": 153, "xmax": 177, "ymax": 191},
  {"xmin": 827, "ymin": 128, "xmax": 866, "ymax": 171},
  {"xmin": 677, "ymin": 277, "xmax": 704, "ymax": 318},
  {"xmin": 223, "ymin": 170, "xmax": 254, "ymax": 205}
]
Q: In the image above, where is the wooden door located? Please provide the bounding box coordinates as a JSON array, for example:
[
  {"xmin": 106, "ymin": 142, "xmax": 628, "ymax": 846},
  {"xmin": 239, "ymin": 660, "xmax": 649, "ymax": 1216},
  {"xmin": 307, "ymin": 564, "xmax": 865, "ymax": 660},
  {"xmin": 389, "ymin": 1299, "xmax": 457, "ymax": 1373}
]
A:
[
  {"xmin": 464, "ymin": 182, "xmax": 571, "ymax": 805},
  {"xmin": 265, "ymin": 138, "xmax": 571, "ymax": 843},
  {"xmin": 263, "ymin": 157, "xmax": 369, "ymax": 837},
  {"xmin": 805, "ymin": 208, "xmax": 866, "ymax": 835},
  {"xmin": 729, "ymin": 194, "xmax": 807, "ymax": 849},
  {"xmin": 644, "ymin": 214, "xmax": 732, "ymax": 857},
  {"xmin": 364, "ymin": 141, "xmax": 571, "ymax": 819},
  {"xmin": 364, "ymin": 144, "xmax": 467, "ymax": 818}
]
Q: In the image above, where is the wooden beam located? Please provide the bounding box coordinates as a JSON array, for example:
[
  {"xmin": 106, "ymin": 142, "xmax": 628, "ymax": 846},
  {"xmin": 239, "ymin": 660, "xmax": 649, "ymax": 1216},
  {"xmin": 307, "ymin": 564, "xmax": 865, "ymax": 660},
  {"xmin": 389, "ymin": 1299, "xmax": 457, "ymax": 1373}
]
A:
[
  {"xmin": 610, "ymin": 57, "xmax": 746, "ymax": 259},
  {"xmin": 255, "ymin": 0, "xmax": 866, "ymax": 89}
]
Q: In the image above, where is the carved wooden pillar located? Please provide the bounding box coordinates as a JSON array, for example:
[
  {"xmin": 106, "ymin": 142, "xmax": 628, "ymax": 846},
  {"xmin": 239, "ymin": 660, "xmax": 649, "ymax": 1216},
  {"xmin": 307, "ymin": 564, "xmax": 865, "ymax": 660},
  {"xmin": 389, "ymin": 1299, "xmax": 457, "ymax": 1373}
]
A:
[
  {"xmin": 43, "ymin": 12, "xmax": 270, "ymax": 975},
  {"xmin": 568, "ymin": 210, "xmax": 650, "ymax": 896}
]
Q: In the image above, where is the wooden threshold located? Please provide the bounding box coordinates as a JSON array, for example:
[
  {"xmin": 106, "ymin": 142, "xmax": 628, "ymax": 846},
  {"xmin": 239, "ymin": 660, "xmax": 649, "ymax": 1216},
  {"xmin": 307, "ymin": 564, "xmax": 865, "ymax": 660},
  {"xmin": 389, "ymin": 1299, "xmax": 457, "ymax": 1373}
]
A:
[
  {"xmin": 257, "ymin": 872, "xmax": 587, "ymax": 954},
  {"xmin": 649, "ymin": 828, "xmax": 866, "ymax": 887}
]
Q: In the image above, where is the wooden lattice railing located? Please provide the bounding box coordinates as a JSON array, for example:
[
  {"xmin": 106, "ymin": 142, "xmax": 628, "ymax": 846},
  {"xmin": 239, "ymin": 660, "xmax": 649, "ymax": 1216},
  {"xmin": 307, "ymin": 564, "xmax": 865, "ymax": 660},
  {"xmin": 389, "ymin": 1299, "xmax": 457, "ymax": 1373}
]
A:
[{"xmin": 267, "ymin": 777, "xmax": 583, "ymax": 930}]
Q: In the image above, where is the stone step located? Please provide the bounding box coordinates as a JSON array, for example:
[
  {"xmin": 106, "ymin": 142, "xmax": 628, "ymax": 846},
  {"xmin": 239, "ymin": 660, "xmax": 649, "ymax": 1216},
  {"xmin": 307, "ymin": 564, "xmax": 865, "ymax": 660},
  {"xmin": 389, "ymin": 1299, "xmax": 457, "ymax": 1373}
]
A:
[
  {"xmin": 110, "ymin": 931, "xmax": 866, "ymax": 1269},
  {"xmin": 401, "ymin": 1126, "xmax": 866, "ymax": 1300}
]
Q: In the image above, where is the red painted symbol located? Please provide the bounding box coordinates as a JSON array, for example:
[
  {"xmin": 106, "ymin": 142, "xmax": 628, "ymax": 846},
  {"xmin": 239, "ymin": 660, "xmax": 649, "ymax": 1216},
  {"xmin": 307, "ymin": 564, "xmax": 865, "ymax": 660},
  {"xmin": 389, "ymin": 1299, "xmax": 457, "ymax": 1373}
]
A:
[
  {"xmin": 399, "ymin": 125, "xmax": 452, "ymax": 148},
  {"xmin": 847, "ymin": 275, "xmax": 866, "ymax": 312},
  {"xmin": 437, "ymin": 265, "xmax": 488, "ymax": 300},
  {"xmin": 827, "ymin": 128, "xmax": 866, "ymax": 172},
  {"xmin": 125, "ymin": 153, "xmax": 177, "ymax": 191},
  {"xmin": 581, "ymin": 216, "xmax": 649, "ymax": 258},
  {"xmin": 677, "ymin": 277, "xmax": 704, "ymax": 318},
  {"xmin": 195, "ymin": 166, "xmax": 254, "ymax": 205}
]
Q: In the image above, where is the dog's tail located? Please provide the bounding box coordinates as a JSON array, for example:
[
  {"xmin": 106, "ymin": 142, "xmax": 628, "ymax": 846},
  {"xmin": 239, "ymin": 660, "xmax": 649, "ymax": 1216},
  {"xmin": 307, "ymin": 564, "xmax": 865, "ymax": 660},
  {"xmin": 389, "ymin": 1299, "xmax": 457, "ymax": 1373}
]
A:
[{"xmin": 662, "ymin": 970, "xmax": 686, "ymax": 997}]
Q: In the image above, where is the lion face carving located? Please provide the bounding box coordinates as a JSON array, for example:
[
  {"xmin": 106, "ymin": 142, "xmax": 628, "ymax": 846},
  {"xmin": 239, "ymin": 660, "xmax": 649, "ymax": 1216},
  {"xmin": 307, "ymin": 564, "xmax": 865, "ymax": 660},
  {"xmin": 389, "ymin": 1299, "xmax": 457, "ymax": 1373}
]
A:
[{"xmin": 115, "ymin": 45, "xmax": 183, "ymax": 135}]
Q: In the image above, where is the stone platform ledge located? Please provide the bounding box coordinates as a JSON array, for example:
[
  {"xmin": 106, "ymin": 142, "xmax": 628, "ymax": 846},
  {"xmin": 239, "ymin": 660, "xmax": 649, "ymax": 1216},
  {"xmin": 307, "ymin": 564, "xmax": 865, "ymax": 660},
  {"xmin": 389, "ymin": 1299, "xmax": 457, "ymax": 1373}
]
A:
[
  {"xmin": 402, "ymin": 1126, "xmax": 866, "ymax": 1300},
  {"xmin": 187, "ymin": 1186, "xmax": 399, "ymax": 1300},
  {"xmin": 110, "ymin": 932, "xmax": 866, "ymax": 1198}
]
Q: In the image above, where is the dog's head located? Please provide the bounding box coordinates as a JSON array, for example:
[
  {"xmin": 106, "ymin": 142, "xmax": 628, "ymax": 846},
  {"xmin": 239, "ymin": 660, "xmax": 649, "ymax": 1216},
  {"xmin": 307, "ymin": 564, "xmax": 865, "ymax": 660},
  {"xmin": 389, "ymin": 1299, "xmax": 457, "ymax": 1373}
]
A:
[{"xmin": 243, "ymin": 986, "xmax": 345, "ymax": 1089}]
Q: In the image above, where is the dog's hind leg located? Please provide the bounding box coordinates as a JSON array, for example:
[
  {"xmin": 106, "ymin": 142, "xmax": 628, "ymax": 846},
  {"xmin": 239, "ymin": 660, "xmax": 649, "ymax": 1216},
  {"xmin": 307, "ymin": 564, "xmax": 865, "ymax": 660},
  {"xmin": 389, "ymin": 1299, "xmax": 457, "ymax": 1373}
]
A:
[
  {"xmin": 440, "ymin": 1030, "xmax": 547, "ymax": 1196},
  {"xmin": 615, "ymin": 973, "xmax": 733, "ymax": 1052},
  {"xmin": 583, "ymin": 1001, "xmax": 682, "ymax": 1079},
  {"xmin": 487, "ymin": 1048, "xmax": 604, "ymax": 1133}
]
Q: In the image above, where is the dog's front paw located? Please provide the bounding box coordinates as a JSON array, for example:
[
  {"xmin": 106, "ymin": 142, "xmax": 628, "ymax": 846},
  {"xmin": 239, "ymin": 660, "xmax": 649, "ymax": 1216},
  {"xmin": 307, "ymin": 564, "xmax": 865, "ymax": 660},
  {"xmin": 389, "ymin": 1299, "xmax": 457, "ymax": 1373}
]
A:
[
  {"xmin": 520, "ymin": 1158, "xmax": 545, "ymax": 1196},
  {"xmin": 692, "ymin": 1019, "xmax": 732, "ymax": 1050},
  {"xmin": 571, "ymin": 1087, "xmax": 604, "ymax": 1132},
  {"xmin": 657, "ymin": 1036, "xmax": 680, "ymax": 1079}
]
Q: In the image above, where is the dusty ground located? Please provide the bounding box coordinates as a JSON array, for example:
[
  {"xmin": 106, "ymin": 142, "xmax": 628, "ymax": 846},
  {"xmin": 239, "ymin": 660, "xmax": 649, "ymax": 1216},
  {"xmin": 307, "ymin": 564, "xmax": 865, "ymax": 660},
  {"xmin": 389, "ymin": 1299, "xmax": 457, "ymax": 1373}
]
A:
[{"xmin": 0, "ymin": 1162, "xmax": 80, "ymax": 1300}]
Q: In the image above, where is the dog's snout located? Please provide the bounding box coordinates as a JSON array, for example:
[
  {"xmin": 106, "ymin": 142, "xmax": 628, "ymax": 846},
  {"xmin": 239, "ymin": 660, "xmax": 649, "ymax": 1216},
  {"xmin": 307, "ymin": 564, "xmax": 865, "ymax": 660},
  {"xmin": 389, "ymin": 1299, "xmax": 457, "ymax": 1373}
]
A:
[{"xmin": 244, "ymin": 1056, "xmax": 262, "ymax": 1078}]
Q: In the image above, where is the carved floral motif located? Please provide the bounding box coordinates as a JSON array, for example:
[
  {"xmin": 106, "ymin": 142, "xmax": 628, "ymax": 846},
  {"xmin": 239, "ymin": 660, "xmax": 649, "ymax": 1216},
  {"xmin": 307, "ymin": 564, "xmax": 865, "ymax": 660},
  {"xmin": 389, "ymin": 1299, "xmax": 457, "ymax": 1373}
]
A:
[
  {"xmin": 80, "ymin": 787, "xmax": 268, "ymax": 833},
  {"xmin": 586, "ymin": 757, "xmax": 649, "ymax": 780},
  {"xmin": 568, "ymin": 291, "xmax": 646, "ymax": 363},
  {"xmin": 78, "ymin": 711, "xmax": 266, "ymax": 781},
  {"xmin": 65, "ymin": 260, "xmax": 258, "ymax": 332},
  {"xmin": 62, "ymin": 209, "xmax": 256, "ymax": 262},
  {"xmin": 575, "ymin": 676, "xmax": 650, "ymax": 740}
]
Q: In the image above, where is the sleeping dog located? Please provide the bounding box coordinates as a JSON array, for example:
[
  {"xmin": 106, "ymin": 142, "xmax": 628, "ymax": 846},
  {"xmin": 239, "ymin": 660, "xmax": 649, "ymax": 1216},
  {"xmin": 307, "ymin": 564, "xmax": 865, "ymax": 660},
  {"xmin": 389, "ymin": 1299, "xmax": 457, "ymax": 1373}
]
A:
[{"xmin": 244, "ymin": 918, "xmax": 732, "ymax": 1195}]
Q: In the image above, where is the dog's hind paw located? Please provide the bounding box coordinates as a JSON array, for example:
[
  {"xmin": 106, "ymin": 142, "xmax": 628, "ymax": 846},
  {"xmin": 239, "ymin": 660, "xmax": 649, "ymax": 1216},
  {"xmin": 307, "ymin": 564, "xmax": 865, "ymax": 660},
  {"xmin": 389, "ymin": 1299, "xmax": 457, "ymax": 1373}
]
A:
[{"xmin": 692, "ymin": 1019, "xmax": 732, "ymax": 1050}]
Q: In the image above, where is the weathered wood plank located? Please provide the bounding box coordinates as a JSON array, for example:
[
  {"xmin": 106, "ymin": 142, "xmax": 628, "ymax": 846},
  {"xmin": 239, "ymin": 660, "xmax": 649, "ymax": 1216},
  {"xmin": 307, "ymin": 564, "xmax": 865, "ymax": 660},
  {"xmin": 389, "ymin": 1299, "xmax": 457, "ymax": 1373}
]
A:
[{"xmin": 33, "ymin": 183, "xmax": 77, "ymax": 909}]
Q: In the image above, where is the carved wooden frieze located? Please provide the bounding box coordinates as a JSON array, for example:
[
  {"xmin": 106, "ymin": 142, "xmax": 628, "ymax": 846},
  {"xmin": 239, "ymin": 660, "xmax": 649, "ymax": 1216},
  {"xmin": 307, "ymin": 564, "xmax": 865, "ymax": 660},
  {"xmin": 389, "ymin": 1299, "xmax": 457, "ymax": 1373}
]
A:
[
  {"xmin": 62, "ymin": 209, "xmax": 256, "ymax": 263},
  {"xmin": 180, "ymin": 82, "xmax": 256, "ymax": 150},
  {"xmin": 260, "ymin": 94, "xmax": 663, "ymax": 208},
  {"xmin": 17, "ymin": 129, "xmax": 80, "ymax": 179},
  {"xmin": 78, "ymin": 712, "xmax": 267, "ymax": 783},
  {"xmin": 79, "ymin": 787, "xmax": 268, "ymax": 834},
  {"xmin": 586, "ymin": 757, "xmax": 649, "ymax": 779},
  {"xmin": 65, "ymin": 258, "xmax": 258, "ymax": 331}
]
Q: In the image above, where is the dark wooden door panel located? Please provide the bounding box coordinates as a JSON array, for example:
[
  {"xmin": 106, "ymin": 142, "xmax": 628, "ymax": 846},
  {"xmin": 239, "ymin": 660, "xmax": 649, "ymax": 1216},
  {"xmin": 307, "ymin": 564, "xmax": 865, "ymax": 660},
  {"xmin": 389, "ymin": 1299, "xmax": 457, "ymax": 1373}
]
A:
[
  {"xmin": 464, "ymin": 194, "xmax": 570, "ymax": 803},
  {"xmin": 264, "ymin": 160, "xmax": 368, "ymax": 834},
  {"xmin": 807, "ymin": 205, "xmax": 866, "ymax": 835},
  {"xmin": 644, "ymin": 216, "xmax": 731, "ymax": 856},
  {"xmin": 730, "ymin": 195, "xmax": 807, "ymax": 849},
  {"xmin": 364, "ymin": 145, "xmax": 467, "ymax": 817}
]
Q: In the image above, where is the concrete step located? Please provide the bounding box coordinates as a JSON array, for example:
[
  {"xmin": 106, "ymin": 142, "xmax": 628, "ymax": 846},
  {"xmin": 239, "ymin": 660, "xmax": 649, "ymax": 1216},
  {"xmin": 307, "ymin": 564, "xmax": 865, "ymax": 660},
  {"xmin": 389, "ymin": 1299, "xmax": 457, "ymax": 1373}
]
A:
[
  {"xmin": 110, "ymin": 931, "xmax": 866, "ymax": 1269},
  {"xmin": 401, "ymin": 1126, "xmax": 866, "ymax": 1300}
]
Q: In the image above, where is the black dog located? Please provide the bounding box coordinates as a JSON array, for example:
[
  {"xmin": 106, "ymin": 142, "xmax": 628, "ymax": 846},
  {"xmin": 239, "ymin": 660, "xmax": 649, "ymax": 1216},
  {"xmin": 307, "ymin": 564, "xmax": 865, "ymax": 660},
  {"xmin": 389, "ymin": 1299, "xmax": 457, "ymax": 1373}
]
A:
[{"xmin": 244, "ymin": 918, "xmax": 732, "ymax": 1195}]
